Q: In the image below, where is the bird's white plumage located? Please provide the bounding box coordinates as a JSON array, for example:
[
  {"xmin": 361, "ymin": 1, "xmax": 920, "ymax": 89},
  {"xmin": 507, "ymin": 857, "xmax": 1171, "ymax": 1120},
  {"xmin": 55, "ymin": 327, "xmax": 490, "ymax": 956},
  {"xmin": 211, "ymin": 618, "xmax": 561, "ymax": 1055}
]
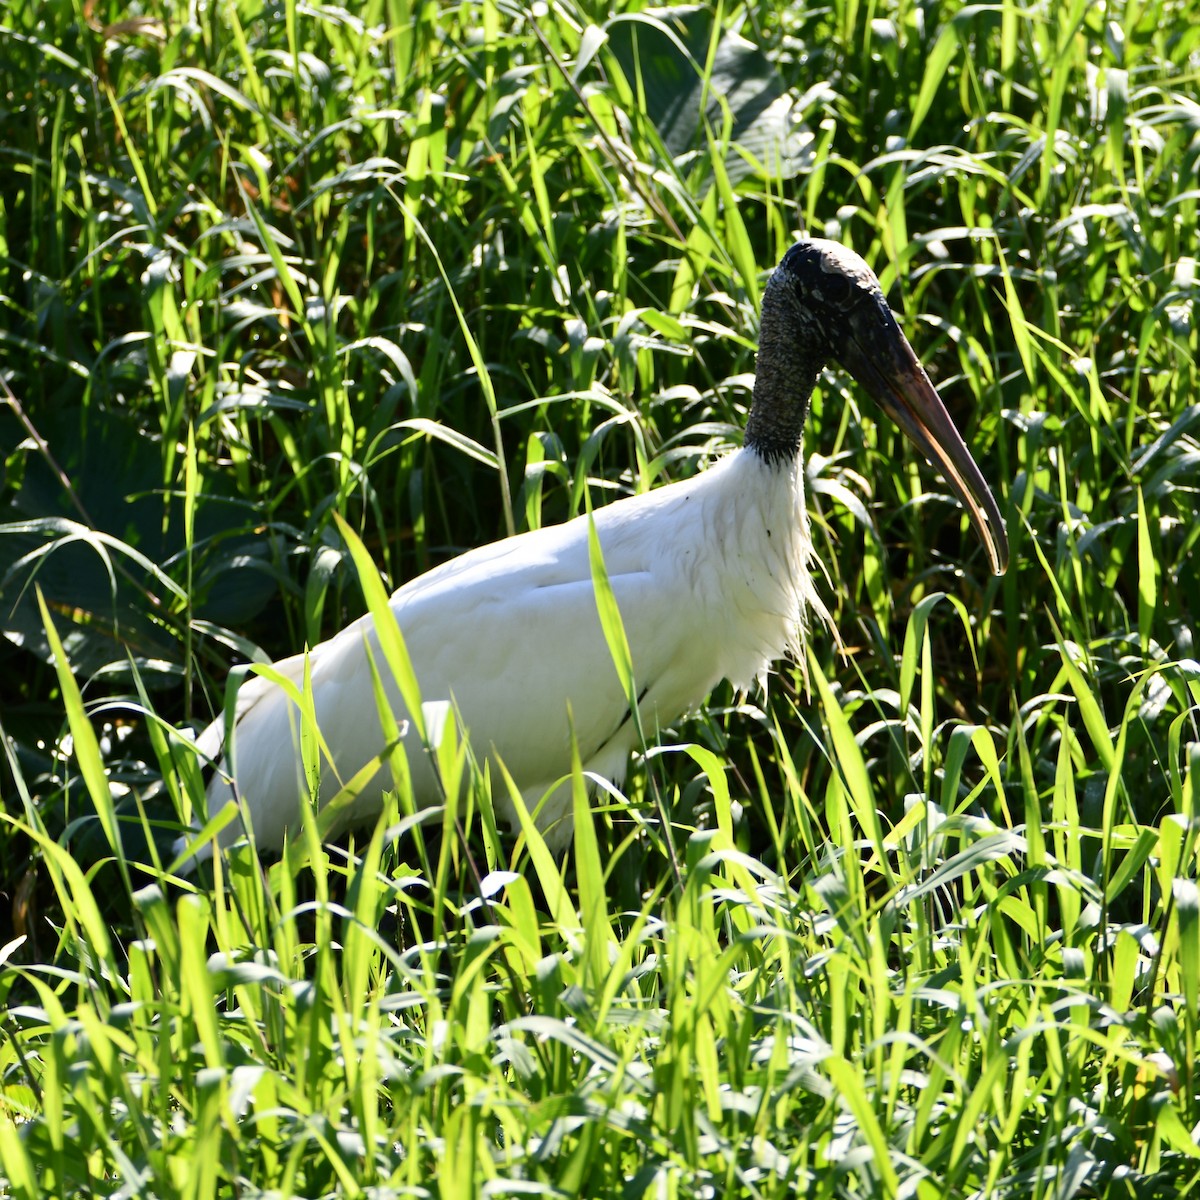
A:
[
  {"xmin": 189, "ymin": 449, "xmax": 822, "ymax": 858},
  {"xmin": 180, "ymin": 237, "xmax": 1008, "ymax": 868}
]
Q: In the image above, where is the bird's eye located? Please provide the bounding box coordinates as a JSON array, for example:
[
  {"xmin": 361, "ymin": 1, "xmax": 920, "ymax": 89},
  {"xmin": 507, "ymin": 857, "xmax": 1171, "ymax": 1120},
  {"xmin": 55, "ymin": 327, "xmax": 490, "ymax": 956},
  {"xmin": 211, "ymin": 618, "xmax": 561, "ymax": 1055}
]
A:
[
  {"xmin": 819, "ymin": 271, "xmax": 852, "ymax": 308},
  {"xmin": 797, "ymin": 270, "xmax": 852, "ymax": 316}
]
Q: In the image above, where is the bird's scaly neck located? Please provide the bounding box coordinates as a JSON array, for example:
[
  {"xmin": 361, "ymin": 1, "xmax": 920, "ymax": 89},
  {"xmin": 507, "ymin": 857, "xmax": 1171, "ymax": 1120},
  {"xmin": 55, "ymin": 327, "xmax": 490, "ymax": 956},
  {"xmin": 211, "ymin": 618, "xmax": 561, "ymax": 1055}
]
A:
[{"xmin": 743, "ymin": 272, "xmax": 828, "ymax": 467}]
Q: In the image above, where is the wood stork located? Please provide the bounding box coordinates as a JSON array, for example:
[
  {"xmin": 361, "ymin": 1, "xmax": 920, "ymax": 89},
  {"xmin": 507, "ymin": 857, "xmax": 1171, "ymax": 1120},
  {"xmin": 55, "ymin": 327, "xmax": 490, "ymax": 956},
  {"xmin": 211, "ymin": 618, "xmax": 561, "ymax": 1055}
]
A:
[{"xmin": 178, "ymin": 238, "xmax": 1007, "ymax": 865}]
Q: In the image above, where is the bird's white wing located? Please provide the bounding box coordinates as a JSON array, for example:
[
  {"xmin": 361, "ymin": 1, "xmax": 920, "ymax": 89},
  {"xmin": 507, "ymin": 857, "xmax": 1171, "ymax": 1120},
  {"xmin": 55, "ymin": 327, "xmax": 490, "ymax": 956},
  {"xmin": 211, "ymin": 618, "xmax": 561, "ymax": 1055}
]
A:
[{"xmin": 187, "ymin": 452, "xmax": 812, "ymax": 859}]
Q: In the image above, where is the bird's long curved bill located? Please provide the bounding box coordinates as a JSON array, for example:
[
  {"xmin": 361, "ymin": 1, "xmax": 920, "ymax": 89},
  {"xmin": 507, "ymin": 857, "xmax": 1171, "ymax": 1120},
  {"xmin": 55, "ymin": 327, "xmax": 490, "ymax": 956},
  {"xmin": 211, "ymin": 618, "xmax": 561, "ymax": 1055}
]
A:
[{"xmin": 840, "ymin": 314, "xmax": 1009, "ymax": 576}]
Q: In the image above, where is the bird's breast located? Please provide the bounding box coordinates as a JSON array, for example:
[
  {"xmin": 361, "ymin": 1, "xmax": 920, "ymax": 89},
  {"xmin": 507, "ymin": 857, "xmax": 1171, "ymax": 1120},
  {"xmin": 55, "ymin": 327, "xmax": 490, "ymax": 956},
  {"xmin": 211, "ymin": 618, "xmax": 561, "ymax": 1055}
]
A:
[{"xmin": 606, "ymin": 449, "xmax": 823, "ymax": 694}]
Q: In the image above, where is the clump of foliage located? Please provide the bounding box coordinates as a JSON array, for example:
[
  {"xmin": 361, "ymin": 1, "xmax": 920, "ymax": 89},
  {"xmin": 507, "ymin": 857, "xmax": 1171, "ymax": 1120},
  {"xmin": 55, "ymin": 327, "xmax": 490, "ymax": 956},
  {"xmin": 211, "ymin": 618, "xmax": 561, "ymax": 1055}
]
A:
[{"xmin": 1, "ymin": 0, "xmax": 1198, "ymax": 1196}]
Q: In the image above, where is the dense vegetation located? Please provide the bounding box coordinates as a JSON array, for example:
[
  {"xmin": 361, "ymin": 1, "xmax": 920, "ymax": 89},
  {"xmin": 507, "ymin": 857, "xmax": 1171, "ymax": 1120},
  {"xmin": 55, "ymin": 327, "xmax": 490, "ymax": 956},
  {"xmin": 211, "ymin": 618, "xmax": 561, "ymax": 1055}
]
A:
[{"xmin": 2, "ymin": 0, "xmax": 1199, "ymax": 1194}]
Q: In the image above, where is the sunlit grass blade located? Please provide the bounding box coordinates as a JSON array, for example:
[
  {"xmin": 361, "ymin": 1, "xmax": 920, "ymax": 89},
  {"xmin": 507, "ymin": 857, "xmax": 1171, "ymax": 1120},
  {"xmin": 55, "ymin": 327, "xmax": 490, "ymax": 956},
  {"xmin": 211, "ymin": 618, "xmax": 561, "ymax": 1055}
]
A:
[
  {"xmin": 36, "ymin": 587, "xmax": 131, "ymax": 891},
  {"xmin": 5, "ymin": 0, "xmax": 1200, "ymax": 1193}
]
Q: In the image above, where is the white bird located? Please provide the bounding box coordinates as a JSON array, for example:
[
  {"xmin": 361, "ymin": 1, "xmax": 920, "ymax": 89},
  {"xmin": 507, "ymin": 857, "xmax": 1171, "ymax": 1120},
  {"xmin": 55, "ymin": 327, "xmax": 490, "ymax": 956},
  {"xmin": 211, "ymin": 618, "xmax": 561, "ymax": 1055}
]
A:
[{"xmin": 179, "ymin": 239, "xmax": 1007, "ymax": 864}]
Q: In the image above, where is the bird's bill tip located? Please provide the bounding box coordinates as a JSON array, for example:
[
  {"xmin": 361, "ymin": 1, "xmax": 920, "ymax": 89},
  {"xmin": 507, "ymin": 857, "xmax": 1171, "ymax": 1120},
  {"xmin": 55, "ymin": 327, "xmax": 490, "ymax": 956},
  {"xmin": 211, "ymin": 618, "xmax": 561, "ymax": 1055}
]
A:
[{"xmin": 840, "ymin": 319, "xmax": 1009, "ymax": 576}]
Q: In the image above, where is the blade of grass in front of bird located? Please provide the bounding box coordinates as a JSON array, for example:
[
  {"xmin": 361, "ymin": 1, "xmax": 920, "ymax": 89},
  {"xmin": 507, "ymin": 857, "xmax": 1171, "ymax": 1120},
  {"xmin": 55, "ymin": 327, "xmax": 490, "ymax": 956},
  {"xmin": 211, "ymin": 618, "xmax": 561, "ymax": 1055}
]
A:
[
  {"xmin": 353, "ymin": 633, "xmax": 437, "ymax": 885},
  {"xmin": 335, "ymin": 513, "xmax": 427, "ymax": 743},
  {"xmin": 495, "ymin": 759, "xmax": 581, "ymax": 938},
  {"xmin": 571, "ymin": 731, "xmax": 616, "ymax": 988},
  {"xmin": 585, "ymin": 508, "xmax": 683, "ymax": 883},
  {"xmin": 586, "ymin": 512, "xmax": 637, "ymax": 714}
]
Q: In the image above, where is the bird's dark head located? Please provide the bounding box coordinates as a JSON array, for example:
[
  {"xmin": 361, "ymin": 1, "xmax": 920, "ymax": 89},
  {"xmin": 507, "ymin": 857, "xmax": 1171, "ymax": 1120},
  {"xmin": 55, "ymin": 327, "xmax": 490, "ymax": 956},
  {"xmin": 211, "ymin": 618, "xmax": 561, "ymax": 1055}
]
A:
[
  {"xmin": 758, "ymin": 238, "xmax": 1008, "ymax": 576},
  {"xmin": 775, "ymin": 239, "xmax": 890, "ymax": 342}
]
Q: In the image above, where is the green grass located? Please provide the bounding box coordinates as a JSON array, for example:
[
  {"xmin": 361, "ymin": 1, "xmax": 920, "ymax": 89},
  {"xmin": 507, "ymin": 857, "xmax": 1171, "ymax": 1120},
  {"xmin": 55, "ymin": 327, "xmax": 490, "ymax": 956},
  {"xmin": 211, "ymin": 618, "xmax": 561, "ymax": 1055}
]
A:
[{"xmin": 2, "ymin": 0, "xmax": 1200, "ymax": 1194}]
